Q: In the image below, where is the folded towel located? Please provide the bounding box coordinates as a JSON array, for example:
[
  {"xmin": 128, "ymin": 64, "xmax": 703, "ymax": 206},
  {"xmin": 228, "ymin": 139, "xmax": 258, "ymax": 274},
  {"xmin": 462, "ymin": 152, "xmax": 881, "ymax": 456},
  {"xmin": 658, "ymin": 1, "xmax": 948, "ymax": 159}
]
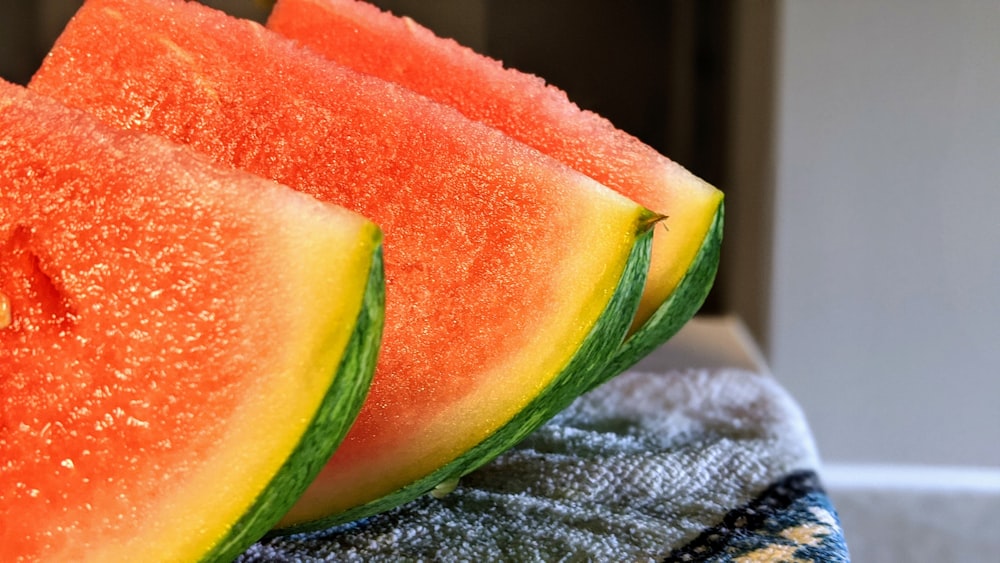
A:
[{"xmin": 239, "ymin": 369, "xmax": 850, "ymax": 562}]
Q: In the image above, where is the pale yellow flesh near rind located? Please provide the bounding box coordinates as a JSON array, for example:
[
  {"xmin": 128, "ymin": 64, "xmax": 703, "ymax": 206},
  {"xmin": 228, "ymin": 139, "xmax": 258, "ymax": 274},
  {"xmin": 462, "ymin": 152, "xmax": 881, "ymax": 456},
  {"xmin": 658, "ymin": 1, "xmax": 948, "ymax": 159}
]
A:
[
  {"xmin": 279, "ymin": 181, "xmax": 654, "ymax": 526},
  {"xmin": 81, "ymin": 204, "xmax": 381, "ymax": 562},
  {"xmin": 1, "ymin": 79, "xmax": 382, "ymax": 561},
  {"xmin": 633, "ymin": 173, "xmax": 724, "ymax": 333},
  {"xmin": 604, "ymin": 202, "xmax": 723, "ymax": 380}
]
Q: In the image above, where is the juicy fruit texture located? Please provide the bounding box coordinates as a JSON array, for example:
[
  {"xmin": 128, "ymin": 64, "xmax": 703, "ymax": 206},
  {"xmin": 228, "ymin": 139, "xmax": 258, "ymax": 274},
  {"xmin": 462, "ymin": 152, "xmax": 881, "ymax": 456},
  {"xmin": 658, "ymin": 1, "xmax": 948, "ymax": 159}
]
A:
[
  {"xmin": 268, "ymin": 0, "xmax": 724, "ymax": 368},
  {"xmin": 30, "ymin": 0, "xmax": 656, "ymax": 530},
  {"xmin": 0, "ymin": 81, "xmax": 384, "ymax": 561}
]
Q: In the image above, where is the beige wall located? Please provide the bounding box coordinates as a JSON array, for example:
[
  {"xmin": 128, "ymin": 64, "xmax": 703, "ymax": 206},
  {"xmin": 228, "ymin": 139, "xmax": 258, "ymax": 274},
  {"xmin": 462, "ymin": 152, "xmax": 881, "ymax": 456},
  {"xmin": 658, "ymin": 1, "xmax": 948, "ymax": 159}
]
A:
[{"xmin": 771, "ymin": 0, "xmax": 1000, "ymax": 466}]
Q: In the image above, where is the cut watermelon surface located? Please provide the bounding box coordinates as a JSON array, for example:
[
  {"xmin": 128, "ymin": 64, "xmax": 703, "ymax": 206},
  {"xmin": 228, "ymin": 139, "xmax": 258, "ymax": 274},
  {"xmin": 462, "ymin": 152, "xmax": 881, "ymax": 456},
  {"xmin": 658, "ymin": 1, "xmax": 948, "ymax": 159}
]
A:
[
  {"xmin": 29, "ymin": 0, "xmax": 657, "ymax": 530},
  {"xmin": 268, "ymin": 0, "xmax": 725, "ymax": 373},
  {"xmin": 0, "ymin": 81, "xmax": 384, "ymax": 562}
]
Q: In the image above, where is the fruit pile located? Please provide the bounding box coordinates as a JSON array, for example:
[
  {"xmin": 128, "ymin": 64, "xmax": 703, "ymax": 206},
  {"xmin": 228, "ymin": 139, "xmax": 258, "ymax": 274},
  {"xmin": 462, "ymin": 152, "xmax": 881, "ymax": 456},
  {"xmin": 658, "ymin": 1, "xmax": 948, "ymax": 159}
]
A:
[{"xmin": 0, "ymin": 0, "xmax": 722, "ymax": 561}]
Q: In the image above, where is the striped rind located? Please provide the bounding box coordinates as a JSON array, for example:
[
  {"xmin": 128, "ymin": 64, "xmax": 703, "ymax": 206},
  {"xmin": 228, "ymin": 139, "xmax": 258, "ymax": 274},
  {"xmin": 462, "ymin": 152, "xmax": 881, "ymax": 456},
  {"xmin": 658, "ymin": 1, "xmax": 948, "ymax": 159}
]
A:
[
  {"xmin": 607, "ymin": 201, "xmax": 724, "ymax": 378},
  {"xmin": 204, "ymin": 242, "xmax": 385, "ymax": 559},
  {"xmin": 272, "ymin": 218, "xmax": 654, "ymax": 533}
]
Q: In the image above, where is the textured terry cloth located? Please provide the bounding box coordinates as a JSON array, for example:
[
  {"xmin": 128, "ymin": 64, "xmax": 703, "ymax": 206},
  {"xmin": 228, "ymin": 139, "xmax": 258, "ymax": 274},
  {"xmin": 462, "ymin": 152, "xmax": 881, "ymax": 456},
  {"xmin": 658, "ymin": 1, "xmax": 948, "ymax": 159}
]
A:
[{"xmin": 239, "ymin": 369, "xmax": 850, "ymax": 562}]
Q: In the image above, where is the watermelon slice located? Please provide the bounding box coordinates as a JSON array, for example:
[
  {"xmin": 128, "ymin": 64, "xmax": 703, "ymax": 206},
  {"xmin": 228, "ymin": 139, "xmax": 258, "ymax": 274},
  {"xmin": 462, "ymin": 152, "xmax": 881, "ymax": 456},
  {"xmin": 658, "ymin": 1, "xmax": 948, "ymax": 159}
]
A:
[
  {"xmin": 268, "ymin": 0, "xmax": 725, "ymax": 375},
  {"xmin": 0, "ymin": 81, "xmax": 384, "ymax": 561},
  {"xmin": 29, "ymin": 0, "xmax": 659, "ymax": 531}
]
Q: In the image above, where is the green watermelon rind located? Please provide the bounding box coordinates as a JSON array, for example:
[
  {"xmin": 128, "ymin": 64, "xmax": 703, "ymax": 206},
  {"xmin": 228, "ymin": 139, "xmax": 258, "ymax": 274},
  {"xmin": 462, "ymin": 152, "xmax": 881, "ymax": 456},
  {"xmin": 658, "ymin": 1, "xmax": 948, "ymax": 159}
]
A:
[
  {"xmin": 605, "ymin": 200, "xmax": 724, "ymax": 378},
  {"xmin": 272, "ymin": 214, "xmax": 656, "ymax": 534},
  {"xmin": 203, "ymin": 241, "xmax": 385, "ymax": 561}
]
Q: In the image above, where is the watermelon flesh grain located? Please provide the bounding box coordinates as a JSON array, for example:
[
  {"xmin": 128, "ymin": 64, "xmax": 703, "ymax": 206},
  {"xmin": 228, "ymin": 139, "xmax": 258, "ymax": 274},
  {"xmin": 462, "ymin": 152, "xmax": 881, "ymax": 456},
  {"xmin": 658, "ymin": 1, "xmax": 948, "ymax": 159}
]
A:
[
  {"xmin": 29, "ymin": 0, "xmax": 657, "ymax": 531},
  {"xmin": 267, "ymin": 0, "xmax": 724, "ymax": 370},
  {"xmin": 0, "ymin": 80, "xmax": 384, "ymax": 562}
]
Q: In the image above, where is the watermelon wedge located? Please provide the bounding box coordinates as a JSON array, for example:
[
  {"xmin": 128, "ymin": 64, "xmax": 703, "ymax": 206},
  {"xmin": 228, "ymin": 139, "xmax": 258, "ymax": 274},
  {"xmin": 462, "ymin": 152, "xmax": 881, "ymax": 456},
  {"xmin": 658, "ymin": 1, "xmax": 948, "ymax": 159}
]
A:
[
  {"xmin": 0, "ymin": 81, "xmax": 384, "ymax": 561},
  {"xmin": 268, "ymin": 0, "xmax": 725, "ymax": 374},
  {"xmin": 29, "ymin": 0, "xmax": 659, "ymax": 531}
]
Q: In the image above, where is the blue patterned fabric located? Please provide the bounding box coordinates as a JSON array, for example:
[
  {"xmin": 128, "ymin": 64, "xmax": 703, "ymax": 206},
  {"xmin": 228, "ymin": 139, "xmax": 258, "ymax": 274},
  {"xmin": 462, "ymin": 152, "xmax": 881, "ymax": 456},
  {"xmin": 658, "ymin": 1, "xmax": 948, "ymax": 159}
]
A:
[
  {"xmin": 665, "ymin": 471, "xmax": 849, "ymax": 562},
  {"xmin": 240, "ymin": 369, "xmax": 850, "ymax": 562}
]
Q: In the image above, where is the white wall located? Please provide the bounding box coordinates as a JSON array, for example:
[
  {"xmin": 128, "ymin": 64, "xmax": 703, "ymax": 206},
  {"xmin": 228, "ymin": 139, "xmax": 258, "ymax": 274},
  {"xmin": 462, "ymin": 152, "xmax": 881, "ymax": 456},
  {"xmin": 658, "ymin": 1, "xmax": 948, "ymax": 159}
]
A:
[{"xmin": 771, "ymin": 0, "xmax": 1000, "ymax": 467}]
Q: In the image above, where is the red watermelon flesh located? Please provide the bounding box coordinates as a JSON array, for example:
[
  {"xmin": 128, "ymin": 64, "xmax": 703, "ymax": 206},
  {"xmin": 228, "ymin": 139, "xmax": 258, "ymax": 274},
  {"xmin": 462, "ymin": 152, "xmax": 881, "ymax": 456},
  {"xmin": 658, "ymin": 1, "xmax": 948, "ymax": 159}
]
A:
[
  {"xmin": 29, "ymin": 0, "xmax": 656, "ymax": 528},
  {"xmin": 267, "ymin": 0, "xmax": 724, "ymax": 363},
  {"xmin": 0, "ymin": 80, "xmax": 384, "ymax": 561}
]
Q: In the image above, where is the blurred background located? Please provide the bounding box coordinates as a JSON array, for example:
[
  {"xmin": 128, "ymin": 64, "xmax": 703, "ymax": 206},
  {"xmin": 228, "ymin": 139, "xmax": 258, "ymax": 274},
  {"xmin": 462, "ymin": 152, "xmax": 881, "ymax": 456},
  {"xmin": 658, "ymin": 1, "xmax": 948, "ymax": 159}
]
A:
[{"xmin": 3, "ymin": 1, "xmax": 998, "ymax": 560}]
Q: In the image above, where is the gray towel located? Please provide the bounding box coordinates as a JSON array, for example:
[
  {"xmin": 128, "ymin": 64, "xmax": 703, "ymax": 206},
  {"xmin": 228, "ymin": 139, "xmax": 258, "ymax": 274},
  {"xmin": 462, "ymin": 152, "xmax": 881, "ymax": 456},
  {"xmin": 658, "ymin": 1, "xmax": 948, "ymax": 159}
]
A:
[{"xmin": 240, "ymin": 369, "xmax": 849, "ymax": 562}]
